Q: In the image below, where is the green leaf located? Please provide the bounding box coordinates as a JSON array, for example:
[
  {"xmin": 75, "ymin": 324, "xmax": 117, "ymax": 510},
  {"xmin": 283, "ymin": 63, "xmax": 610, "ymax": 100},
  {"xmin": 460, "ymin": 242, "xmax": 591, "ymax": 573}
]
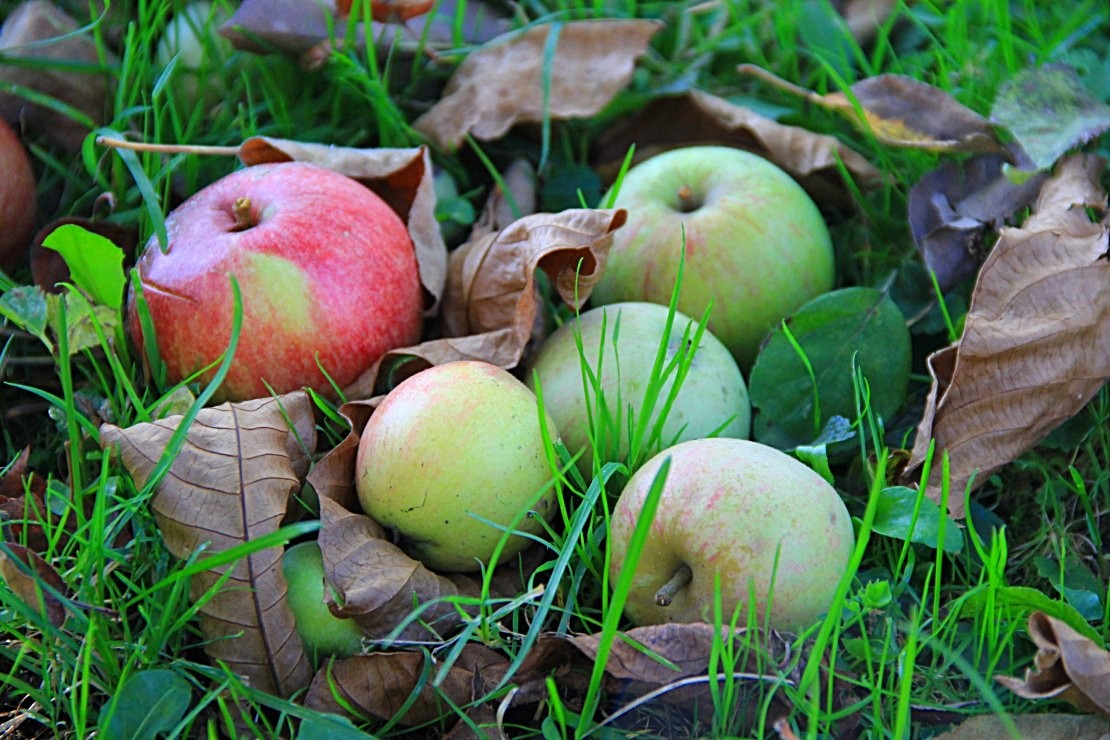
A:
[
  {"xmin": 0, "ymin": 285, "xmax": 52, "ymax": 351},
  {"xmin": 991, "ymin": 63, "xmax": 1110, "ymax": 171},
  {"xmin": 958, "ymin": 585, "xmax": 1104, "ymax": 647},
  {"xmin": 295, "ymin": 713, "xmax": 372, "ymax": 740},
  {"xmin": 41, "ymin": 223, "xmax": 126, "ymax": 311},
  {"xmin": 872, "ymin": 486, "xmax": 963, "ymax": 553},
  {"xmin": 47, "ymin": 292, "xmax": 120, "ymax": 356},
  {"xmin": 749, "ymin": 287, "xmax": 911, "ymax": 451},
  {"xmin": 97, "ymin": 669, "xmax": 192, "ymax": 739}
]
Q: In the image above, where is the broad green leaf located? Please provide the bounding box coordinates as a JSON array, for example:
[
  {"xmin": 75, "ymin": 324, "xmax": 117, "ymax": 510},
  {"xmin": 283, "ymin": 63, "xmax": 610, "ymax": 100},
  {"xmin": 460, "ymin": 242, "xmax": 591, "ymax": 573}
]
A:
[
  {"xmin": 959, "ymin": 585, "xmax": 1104, "ymax": 647},
  {"xmin": 991, "ymin": 64, "xmax": 1110, "ymax": 171},
  {"xmin": 872, "ymin": 486, "xmax": 963, "ymax": 553},
  {"xmin": 41, "ymin": 223, "xmax": 126, "ymax": 311},
  {"xmin": 749, "ymin": 287, "xmax": 911, "ymax": 451},
  {"xmin": 98, "ymin": 669, "xmax": 192, "ymax": 739},
  {"xmin": 47, "ymin": 293, "xmax": 120, "ymax": 356},
  {"xmin": 0, "ymin": 285, "xmax": 51, "ymax": 351}
]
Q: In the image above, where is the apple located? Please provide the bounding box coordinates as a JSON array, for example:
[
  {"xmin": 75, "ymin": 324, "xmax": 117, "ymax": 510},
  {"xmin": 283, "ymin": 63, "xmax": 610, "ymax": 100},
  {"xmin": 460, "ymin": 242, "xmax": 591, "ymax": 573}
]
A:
[
  {"xmin": 155, "ymin": 1, "xmax": 234, "ymax": 110},
  {"xmin": 356, "ymin": 361, "xmax": 559, "ymax": 573},
  {"xmin": 0, "ymin": 116, "xmax": 36, "ymax": 275},
  {"xmin": 591, "ymin": 146, "xmax": 835, "ymax": 370},
  {"xmin": 128, "ymin": 161, "xmax": 424, "ymax": 401},
  {"xmin": 609, "ymin": 438, "xmax": 854, "ymax": 630},
  {"xmin": 526, "ymin": 301, "xmax": 750, "ymax": 476},
  {"xmin": 282, "ymin": 541, "xmax": 365, "ymax": 664}
]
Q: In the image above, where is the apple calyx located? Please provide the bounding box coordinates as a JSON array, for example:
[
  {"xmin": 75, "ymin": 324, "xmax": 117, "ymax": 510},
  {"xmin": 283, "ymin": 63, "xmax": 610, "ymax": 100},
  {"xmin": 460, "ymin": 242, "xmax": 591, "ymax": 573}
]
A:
[
  {"xmin": 654, "ymin": 562, "xmax": 693, "ymax": 606},
  {"xmin": 231, "ymin": 197, "xmax": 255, "ymax": 231},
  {"xmin": 676, "ymin": 184, "xmax": 700, "ymax": 213}
]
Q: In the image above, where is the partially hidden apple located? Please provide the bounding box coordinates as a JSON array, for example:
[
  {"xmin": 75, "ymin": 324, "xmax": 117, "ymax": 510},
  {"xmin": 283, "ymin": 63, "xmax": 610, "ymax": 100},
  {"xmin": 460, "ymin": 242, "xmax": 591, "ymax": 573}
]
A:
[
  {"xmin": 526, "ymin": 301, "xmax": 750, "ymax": 476},
  {"xmin": 0, "ymin": 117, "xmax": 36, "ymax": 275},
  {"xmin": 282, "ymin": 541, "xmax": 364, "ymax": 664},
  {"xmin": 356, "ymin": 361, "xmax": 559, "ymax": 573},
  {"xmin": 591, "ymin": 146, "xmax": 835, "ymax": 370},
  {"xmin": 609, "ymin": 438, "xmax": 854, "ymax": 630},
  {"xmin": 155, "ymin": 1, "xmax": 234, "ymax": 110},
  {"xmin": 128, "ymin": 161, "xmax": 424, "ymax": 401}
]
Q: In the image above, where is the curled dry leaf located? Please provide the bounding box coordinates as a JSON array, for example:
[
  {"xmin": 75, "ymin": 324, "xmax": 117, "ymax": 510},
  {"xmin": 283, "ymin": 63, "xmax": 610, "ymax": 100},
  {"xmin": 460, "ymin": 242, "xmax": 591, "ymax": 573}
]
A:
[
  {"xmin": 996, "ymin": 611, "xmax": 1110, "ymax": 717},
  {"xmin": 0, "ymin": 447, "xmax": 50, "ymax": 552},
  {"xmin": 907, "ymin": 153, "xmax": 1047, "ymax": 291},
  {"xmin": 303, "ymin": 644, "xmax": 506, "ymax": 726},
  {"xmin": 904, "ymin": 154, "xmax": 1110, "ymax": 517},
  {"xmin": 0, "ymin": 542, "xmax": 67, "ymax": 627},
  {"xmin": 594, "ymin": 89, "xmax": 880, "ymax": 208},
  {"xmin": 413, "ymin": 19, "xmax": 662, "ymax": 151},
  {"xmin": 99, "ymin": 393, "xmax": 317, "ymax": 698},
  {"xmin": 739, "ymin": 65, "xmax": 1006, "ymax": 155},
  {"xmin": 237, "ymin": 137, "xmax": 447, "ymax": 315},
  {"xmin": 342, "ymin": 208, "xmax": 624, "ymax": 397},
  {"xmin": 0, "ymin": 1, "xmax": 114, "ymax": 153}
]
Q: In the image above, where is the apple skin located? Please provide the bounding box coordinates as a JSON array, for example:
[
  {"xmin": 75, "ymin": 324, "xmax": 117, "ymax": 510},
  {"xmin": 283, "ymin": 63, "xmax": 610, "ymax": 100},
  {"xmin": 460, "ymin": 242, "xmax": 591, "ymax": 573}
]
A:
[
  {"xmin": 282, "ymin": 541, "xmax": 364, "ymax": 664},
  {"xmin": 356, "ymin": 361, "xmax": 559, "ymax": 573},
  {"xmin": 128, "ymin": 161, "xmax": 423, "ymax": 401},
  {"xmin": 0, "ymin": 117, "xmax": 36, "ymax": 275},
  {"xmin": 526, "ymin": 301, "xmax": 750, "ymax": 475},
  {"xmin": 609, "ymin": 438, "xmax": 854, "ymax": 630},
  {"xmin": 591, "ymin": 146, "xmax": 835, "ymax": 370}
]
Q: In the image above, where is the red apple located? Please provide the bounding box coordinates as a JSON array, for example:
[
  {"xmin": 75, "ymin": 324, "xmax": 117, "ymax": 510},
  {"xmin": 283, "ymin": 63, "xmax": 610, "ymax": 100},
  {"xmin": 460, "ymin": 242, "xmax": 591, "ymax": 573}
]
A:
[
  {"xmin": 128, "ymin": 161, "xmax": 423, "ymax": 401},
  {"xmin": 591, "ymin": 146, "xmax": 835, "ymax": 370},
  {"xmin": 0, "ymin": 117, "xmax": 36, "ymax": 275}
]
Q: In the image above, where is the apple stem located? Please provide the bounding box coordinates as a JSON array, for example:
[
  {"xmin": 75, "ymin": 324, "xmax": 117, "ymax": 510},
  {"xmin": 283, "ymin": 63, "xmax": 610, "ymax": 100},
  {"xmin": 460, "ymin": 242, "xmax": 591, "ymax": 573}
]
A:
[
  {"xmin": 231, "ymin": 197, "xmax": 255, "ymax": 231},
  {"xmin": 96, "ymin": 135, "xmax": 241, "ymax": 157},
  {"xmin": 677, "ymin": 184, "xmax": 699, "ymax": 213},
  {"xmin": 655, "ymin": 563, "xmax": 693, "ymax": 607}
]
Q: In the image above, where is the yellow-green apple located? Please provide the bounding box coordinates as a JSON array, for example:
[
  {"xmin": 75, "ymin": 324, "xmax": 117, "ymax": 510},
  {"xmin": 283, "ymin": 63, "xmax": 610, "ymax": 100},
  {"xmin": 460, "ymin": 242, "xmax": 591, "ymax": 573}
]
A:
[
  {"xmin": 356, "ymin": 361, "xmax": 559, "ymax": 572},
  {"xmin": 155, "ymin": 1, "xmax": 234, "ymax": 110},
  {"xmin": 0, "ymin": 117, "xmax": 36, "ymax": 275},
  {"xmin": 282, "ymin": 541, "xmax": 364, "ymax": 664},
  {"xmin": 526, "ymin": 301, "xmax": 750, "ymax": 476},
  {"xmin": 591, "ymin": 146, "xmax": 835, "ymax": 370},
  {"xmin": 609, "ymin": 438, "xmax": 854, "ymax": 629},
  {"xmin": 128, "ymin": 161, "xmax": 423, "ymax": 401}
]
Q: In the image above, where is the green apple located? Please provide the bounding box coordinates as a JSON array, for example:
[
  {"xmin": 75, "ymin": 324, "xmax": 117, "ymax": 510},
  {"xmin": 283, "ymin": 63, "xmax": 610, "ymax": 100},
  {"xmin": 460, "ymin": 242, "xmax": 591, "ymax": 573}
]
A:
[
  {"xmin": 591, "ymin": 146, "xmax": 835, "ymax": 370},
  {"xmin": 282, "ymin": 541, "xmax": 364, "ymax": 664},
  {"xmin": 355, "ymin": 361, "xmax": 559, "ymax": 573},
  {"xmin": 609, "ymin": 438, "xmax": 854, "ymax": 630},
  {"xmin": 155, "ymin": 1, "xmax": 234, "ymax": 110},
  {"xmin": 526, "ymin": 301, "xmax": 750, "ymax": 476}
]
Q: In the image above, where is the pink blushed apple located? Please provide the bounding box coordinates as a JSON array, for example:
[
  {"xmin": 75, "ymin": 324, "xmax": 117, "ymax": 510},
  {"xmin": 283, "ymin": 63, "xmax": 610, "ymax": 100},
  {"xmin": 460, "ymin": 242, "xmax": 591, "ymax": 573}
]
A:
[
  {"xmin": 128, "ymin": 161, "xmax": 424, "ymax": 401},
  {"xmin": 592, "ymin": 146, "xmax": 835, "ymax": 370},
  {"xmin": 0, "ymin": 117, "xmax": 36, "ymax": 275},
  {"xmin": 609, "ymin": 438, "xmax": 854, "ymax": 630}
]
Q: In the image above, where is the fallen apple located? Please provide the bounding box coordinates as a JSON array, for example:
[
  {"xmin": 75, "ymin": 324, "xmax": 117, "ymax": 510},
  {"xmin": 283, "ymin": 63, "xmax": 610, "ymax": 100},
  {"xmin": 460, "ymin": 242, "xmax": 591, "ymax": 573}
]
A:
[
  {"xmin": 0, "ymin": 116, "xmax": 36, "ymax": 275},
  {"xmin": 591, "ymin": 146, "xmax": 835, "ymax": 370},
  {"xmin": 609, "ymin": 438, "xmax": 854, "ymax": 630},
  {"xmin": 128, "ymin": 161, "xmax": 424, "ymax": 401},
  {"xmin": 282, "ymin": 541, "xmax": 364, "ymax": 664},
  {"xmin": 356, "ymin": 361, "xmax": 559, "ymax": 573},
  {"xmin": 526, "ymin": 301, "xmax": 750, "ymax": 476},
  {"xmin": 154, "ymin": 1, "xmax": 234, "ymax": 110}
]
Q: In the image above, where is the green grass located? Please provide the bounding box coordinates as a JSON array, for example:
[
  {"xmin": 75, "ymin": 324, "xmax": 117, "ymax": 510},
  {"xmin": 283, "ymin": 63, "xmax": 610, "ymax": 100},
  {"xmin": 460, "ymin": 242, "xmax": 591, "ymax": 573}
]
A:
[{"xmin": 1, "ymin": 0, "xmax": 1108, "ymax": 737}]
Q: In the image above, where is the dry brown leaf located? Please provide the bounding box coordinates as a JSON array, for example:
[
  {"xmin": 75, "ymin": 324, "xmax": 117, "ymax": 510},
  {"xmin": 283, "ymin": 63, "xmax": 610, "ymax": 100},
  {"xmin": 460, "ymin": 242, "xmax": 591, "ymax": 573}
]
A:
[
  {"xmin": 835, "ymin": 0, "xmax": 896, "ymax": 44},
  {"xmin": 0, "ymin": 542, "xmax": 67, "ymax": 627},
  {"xmin": 99, "ymin": 393, "xmax": 317, "ymax": 698},
  {"xmin": 0, "ymin": 448, "xmax": 50, "ymax": 552},
  {"xmin": 739, "ymin": 65, "xmax": 1007, "ymax": 155},
  {"xmin": 237, "ymin": 137, "xmax": 447, "ymax": 315},
  {"xmin": 469, "ymin": 157, "xmax": 539, "ymax": 242},
  {"xmin": 303, "ymin": 644, "xmax": 506, "ymax": 726},
  {"xmin": 904, "ymin": 153, "xmax": 1110, "ymax": 517},
  {"xmin": 0, "ymin": 1, "xmax": 114, "ymax": 153},
  {"xmin": 996, "ymin": 611, "xmax": 1110, "ymax": 717},
  {"xmin": 341, "ymin": 208, "xmax": 624, "ymax": 397},
  {"xmin": 413, "ymin": 19, "xmax": 661, "ymax": 151},
  {"xmin": 593, "ymin": 88, "xmax": 881, "ymax": 207},
  {"xmin": 936, "ymin": 713, "xmax": 1110, "ymax": 740}
]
